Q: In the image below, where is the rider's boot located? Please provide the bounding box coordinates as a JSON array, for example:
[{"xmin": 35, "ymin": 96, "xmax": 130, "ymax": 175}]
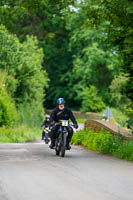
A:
[
  {"xmin": 41, "ymin": 131, "xmax": 45, "ymax": 140},
  {"xmin": 66, "ymin": 142, "xmax": 71, "ymax": 150},
  {"xmin": 49, "ymin": 140, "xmax": 55, "ymax": 149},
  {"xmin": 41, "ymin": 136, "xmax": 44, "ymax": 140}
]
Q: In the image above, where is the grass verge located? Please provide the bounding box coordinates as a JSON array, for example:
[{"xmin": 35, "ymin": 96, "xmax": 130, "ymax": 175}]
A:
[
  {"xmin": 71, "ymin": 129, "xmax": 133, "ymax": 161},
  {"xmin": 0, "ymin": 125, "xmax": 41, "ymax": 143}
]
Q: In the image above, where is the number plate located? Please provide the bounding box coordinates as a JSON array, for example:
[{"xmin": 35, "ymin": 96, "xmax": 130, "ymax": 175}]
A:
[{"xmin": 62, "ymin": 120, "xmax": 68, "ymax": 126}]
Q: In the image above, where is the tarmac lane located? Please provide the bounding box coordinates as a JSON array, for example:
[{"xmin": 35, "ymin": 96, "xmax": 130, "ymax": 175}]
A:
[{"xmin": 0, "ymin": 142, "xmax": 133, "ymax": 200}]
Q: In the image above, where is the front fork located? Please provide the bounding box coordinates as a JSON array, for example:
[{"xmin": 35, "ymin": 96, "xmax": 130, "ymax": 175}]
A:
[{"xmin": 61, "ymin": 127, "xmax": 68, "ymax": 146}]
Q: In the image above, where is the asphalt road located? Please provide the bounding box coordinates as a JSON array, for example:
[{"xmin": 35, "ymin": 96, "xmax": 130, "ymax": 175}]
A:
[{"xmin": 0, "ymin": 141, "xmax": 133, "ymax": 200}]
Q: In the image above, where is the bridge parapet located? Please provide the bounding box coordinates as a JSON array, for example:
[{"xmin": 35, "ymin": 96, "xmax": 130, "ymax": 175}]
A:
[{"xmin": 85, "ymin": 119, "xmax": 133, "ymax": 140}]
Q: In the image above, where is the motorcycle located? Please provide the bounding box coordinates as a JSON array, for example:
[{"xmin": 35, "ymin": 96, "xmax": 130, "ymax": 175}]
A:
[
  {"xmin": 54, "ymin": 120, "xmax": 74, "ymax": 157},
  {"xmin": 43, "ymin": 127, "xmax": 51, "ymax": 144}
]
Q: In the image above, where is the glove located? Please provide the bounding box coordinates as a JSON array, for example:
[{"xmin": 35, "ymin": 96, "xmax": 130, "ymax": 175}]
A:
[{"xmin": 74, "ymin": 124, "xmax": 78, "ymax": 129}]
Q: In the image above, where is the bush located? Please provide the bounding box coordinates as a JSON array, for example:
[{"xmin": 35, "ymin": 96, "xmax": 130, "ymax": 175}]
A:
[
  {"xmin": 0, "ymin": 75, "xmax": 17, "ymax": 126},
  {"xmin": 72, "ymin": 129, "xmax": 116, "ymax": 154},
  {"xmin": 0, "ymin": 26, "xmax": 48, "ymax": 129},
  {"xmin": 81, "ymin": 86, "xmax": 106, "ymax": 113},
  {"xmin": 126, "ymin": 107, "xmax": 133, "ymax": 132},
  {"xmin": 0, "ymin": 26, "xmax": 48, "ymax": 124},
  {"xmin": 113, "ymin": 141, "xmax": 133, "ymax": 161},
  {"xmin": 71, "ymin": 129, "xmax": 133, "ymax": 161},
  {"xmin": 17, "ymin": 102, "xmax": 44, "ymax": 127},
  {"xmin": 109, "ymin": 74, "xmax": 131, "ymax": 110}
]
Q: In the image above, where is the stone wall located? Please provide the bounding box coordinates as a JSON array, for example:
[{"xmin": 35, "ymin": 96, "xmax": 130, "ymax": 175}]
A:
[{"xmin": 85, "ymin": 119, "xmax": 133, "ymax": 140}]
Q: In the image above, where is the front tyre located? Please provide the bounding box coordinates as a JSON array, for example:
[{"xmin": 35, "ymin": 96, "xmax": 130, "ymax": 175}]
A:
[
  {"xmin": 56, "ymin": 149, "xmax": 60, "ymax": 156},
  {"xmin": 55, "ymin": 138, "xmax": 60, "ymax": 156},
  {"xmin": 60, "ymin": 133, "xmax": 67, "ymax": 157}
]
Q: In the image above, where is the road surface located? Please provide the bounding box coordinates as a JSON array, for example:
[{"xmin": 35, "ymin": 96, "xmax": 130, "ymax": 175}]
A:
[{"xmin": 0, "ymin": 141, "xmax": 133, "ymax": 200}]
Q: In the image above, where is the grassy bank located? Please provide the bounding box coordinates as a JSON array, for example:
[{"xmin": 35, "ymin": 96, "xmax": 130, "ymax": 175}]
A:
[
  {"xmin": 106, "ymin": 108, "xmax": 128, "ymax": 127},
  {"xmin": 71, "ymin": 129, "xmax": 133, "ymax": 161},
  {"xmin": 0, "ymin": 125, "xmax": 41, "ymax": 143},
  {"xmin": 76, "ymin": 118, "xmax": 87, "ymax": 123}
]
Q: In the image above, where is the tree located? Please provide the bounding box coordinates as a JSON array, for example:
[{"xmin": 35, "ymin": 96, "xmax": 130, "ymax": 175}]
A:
[
  {"xmin": 0, "ymin": 25, "xmax": 48, "ymax": 126},
  {"xmin": 78, "ymin": 0, "xmax": 133, "ymax": 102},
  {"xmin": 0, "ymin": 25, "xmax": 48, "ymax": 104},
  {"xmin": 81, "ymin": 86, "xmax": 106, "ymax": 113},
  {"xmin": 0, "ymin": 71, "xmax": 17, "ymax": 126},
  {"xmin": 67, "ymin": 3, "xmax": 122, "ymax": 105},
  {"xmin": 1, "ymin": 0, "xmax": 132, "ymax": 110},
  {"xmin": 109, "ymin": 74, "xmax": 131, "ymax": 110},
  {"xmin": 0, "ymin": 0, "xmax": 75, "ymax": 108}
]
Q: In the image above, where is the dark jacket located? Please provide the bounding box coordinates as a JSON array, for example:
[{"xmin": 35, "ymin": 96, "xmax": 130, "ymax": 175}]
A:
[
  {"xmin": 50, "ymin": 107, "xmax": 77, "ymax": 125},
  {"xmin": 41, "ymin": 120, "xmax": 50, "ymax": 128}
]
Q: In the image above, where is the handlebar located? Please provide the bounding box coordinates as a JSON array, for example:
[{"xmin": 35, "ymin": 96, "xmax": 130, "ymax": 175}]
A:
[
  {"xmin": 69, "ymin": 123, "xmax": 75, "ymax": 127},
  {"xmin": 50, "ymin": 121, "xmax": 78, "ymax": 129},
  {"xmin": 54, "ymin": 122, "xmax": 75, "ymax": 128}
]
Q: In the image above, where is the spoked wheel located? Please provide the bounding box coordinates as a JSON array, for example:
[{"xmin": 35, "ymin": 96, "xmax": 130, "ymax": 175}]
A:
[
  {"xmin": 60, "ymin": 133, "xmax": 67, "ymax": 157},
  {"xmin": 55, "ymin": 139, "xmax": 60, "ymax": 156},
  {"xmin": 44, "ymin": 138, "xmax": 50, "ymax": 144},
  {"xmin": 55, "ymin": 146, "xmax": 60, "ymax": 156}
]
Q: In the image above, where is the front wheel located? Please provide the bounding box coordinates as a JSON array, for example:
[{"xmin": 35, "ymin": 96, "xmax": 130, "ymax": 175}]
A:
[
  {"xmin": 56, "ymin": 149, "xmax": 60, "ymax": 156},
  {"xmin": 60, "ymin": 133, "xmax": 67, "ymax": 157},
  {"xmin": 55, "ymin": 138, "xmax": 60, "ymax": 156}
]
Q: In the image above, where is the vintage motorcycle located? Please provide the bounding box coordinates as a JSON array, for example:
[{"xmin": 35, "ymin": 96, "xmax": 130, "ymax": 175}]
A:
[
  {"xmin": 43, "ymin": 127, "xmax": 51, "ymax": 144},
  {"xmin": 54, "ymin": 120, "xmax": 74, "ymax": 157}
]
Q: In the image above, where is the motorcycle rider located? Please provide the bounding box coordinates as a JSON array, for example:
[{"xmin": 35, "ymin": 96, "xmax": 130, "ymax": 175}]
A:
[
  {"xmin": 49, "ymin": 98, "xmax": 78, "ymax": 150},
  {"xmin": 41, "ymin": 114, "xmax": 50, "ymax": 140}
]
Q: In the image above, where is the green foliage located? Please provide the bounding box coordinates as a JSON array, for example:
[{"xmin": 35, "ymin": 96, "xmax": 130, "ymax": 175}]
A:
[
  {"xmin": 0, "ymin": 0, "xmax": 133, "ymax": 144},
  {"xmin": 110, "ymin": 108, "xmax": 129, "ymax": 128},
  {"xmin": 0, "ymin": 26, "xmax": 48, "ymax": 127},
  {"xmin": 72, "ymin": 129, "xmax": 133, "ymax": 161},
  {"xmin": 81, "ymin": 86, "xmax": 106, "ymax": 113},
  {"xmin": 0, "ymin": 0, "xmax": 133, "ymax": 114},
  {"xmin": 77, "ymin": 0, "xmax": 133, "ymax": 103},
  {"xmin": 110, "ymin": 74, "xmax": 131, "ymax": 109},
  {"xmin": 126, "ymin": 107, "xmax": 133, "ymax": 132},
  {"xmin": 112, "ymin": 141, "xmax": 133, "ymax": 161},
  {"xmin": 0, "ymin": 71, "xmax": 17, "ymax": 126},
  {"xmin": 0, "ymin": 89, "xmax": 17, "ymax": 127},
  {"xmin": 68, "ymin": 4, "xmax": 122, "ymax": 106},
  {"xmin": 18, "ymin": 102, "xmax": 44, "ymax": 127},
  {"xmin": 0, "ymin": 125, "xmax": 41, "ymax": 143},
  {"xmin": 0, "ymin": 0, "xmax": 74, "ymax": 108},
  {"xmin": 72, "ymin": 129, "xmax": 116, "ymax": 154},
  {"xmin": 0, "ymin": 25, "xmax": 48, "ymax": 105}
]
